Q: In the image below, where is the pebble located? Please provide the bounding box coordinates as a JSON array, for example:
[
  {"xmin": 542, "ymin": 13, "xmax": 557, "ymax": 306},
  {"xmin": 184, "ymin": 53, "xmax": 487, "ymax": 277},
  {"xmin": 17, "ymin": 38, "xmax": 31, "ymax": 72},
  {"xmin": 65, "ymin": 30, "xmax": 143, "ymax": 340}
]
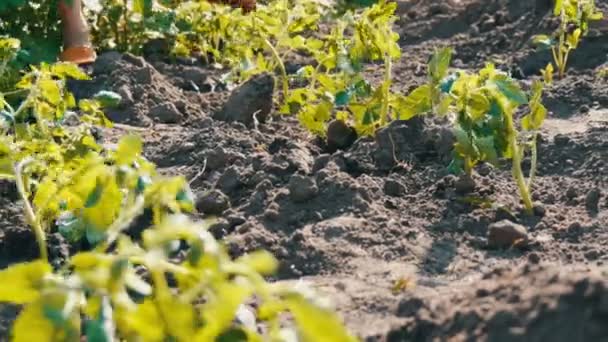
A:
[
  {"xmin": 533, "ymin": 202, "xmax": 546, "ymax": 217},
  {"xmin": 487, "ymin": 220, "xmax": 528, "ymax": 249}
]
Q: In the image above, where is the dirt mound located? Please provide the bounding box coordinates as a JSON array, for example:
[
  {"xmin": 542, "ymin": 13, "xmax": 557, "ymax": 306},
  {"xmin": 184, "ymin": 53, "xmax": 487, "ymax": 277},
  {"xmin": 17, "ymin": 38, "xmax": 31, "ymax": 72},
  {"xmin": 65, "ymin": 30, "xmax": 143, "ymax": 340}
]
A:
[{"xmin": 390, "ymin": 264, "xmax": 608, "ymax": 342}]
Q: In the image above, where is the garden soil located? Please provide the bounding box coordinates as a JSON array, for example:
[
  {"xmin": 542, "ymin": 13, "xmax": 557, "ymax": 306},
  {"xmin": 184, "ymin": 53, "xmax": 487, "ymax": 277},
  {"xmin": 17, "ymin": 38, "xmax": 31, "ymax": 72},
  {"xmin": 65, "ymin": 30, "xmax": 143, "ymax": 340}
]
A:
[{"xmin": 1, "ymin": 0, "xmax": 608, "ymax": 340}]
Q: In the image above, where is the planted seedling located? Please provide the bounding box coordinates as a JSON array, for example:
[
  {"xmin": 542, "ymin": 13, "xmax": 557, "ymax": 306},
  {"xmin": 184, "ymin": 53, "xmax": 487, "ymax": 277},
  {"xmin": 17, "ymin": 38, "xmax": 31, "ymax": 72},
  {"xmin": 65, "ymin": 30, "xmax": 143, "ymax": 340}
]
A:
[
  {"xmin": 533, "ymin": 0, "xmax": 603, "ymax": 79},
  {"xmin": 403, "ymin": 48, "xmax": 547, "ymax": 214}
]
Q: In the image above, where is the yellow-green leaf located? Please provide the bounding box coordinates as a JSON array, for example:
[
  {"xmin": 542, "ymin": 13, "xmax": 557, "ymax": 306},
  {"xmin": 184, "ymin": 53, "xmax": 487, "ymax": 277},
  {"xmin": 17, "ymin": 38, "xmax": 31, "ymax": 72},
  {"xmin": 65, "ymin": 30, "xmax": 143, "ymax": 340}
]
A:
[
  {"xmin": 428, "ymin": 47, "xmax": 453, "ymax": 83},
  {"xmin": 51, "ymin": 63, "xmax": 89, "ymax": 80},
  {"xmin": 467, "ymin": 92, "xmax": 490, "ymax": 121},
  {"xmin": 196, "ymin": 282, "xmax": 251, "ymax": 340},
  {"xmin": 286, "ymin": 295, "xmax": 357, "ymax": 342},
  {"xmin": 236, "ymin": 250, "xmax": 278, "ymax": 275},
  {"xmin": 38, "ymin": 80, "xmax": 61, "ymax": 106},
  {"xmin": 116, "ymin": 135, "xmax": 143, "ymax": 166},
  {"xmin": 0, "ymin": 261, "xmax": 51, "ymax": 304},
  {"xmin": 12, "ymin": 301, "xmax": 55, "ymax": 342}
]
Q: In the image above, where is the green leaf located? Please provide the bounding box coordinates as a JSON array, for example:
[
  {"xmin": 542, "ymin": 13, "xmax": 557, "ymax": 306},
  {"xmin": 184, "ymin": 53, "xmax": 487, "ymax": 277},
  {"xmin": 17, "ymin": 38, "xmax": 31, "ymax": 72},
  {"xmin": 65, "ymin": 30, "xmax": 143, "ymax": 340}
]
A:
[
  {"xmin": 334, "ymin": 90, "xmax": 351, "ymax": 106},
  {"xmin": 56, "ymin": 212, "xmax": 87, "ymax": 243},
  {"xmin": 115, "ymin": 135, "xmax": 143, "ymax": 166},
  {"xmin": 429, "ymin": 47, "xmax": 453, "ymax": 83},
  {"xmin": 51, "ymin": 63, "xmax": 88, "ymax": 80},
  {"xmin": 39, "ymin": 80, "xmax": 61, "ymax": 105},
  {"xmin": 86, "ymin": 225, "xmax": 107, "ymax": 246},
  {"xmin": 475, "ymin": 135, "xmax": 499, "ymax": 164},
  {"xmin": 93, "ymin": 91, "xmax": 122, "ymax": 109},
  {"xmin": 196, "ymin": 283, "xmax": 252, "ymax": 340},
  {"xmin": 133, "ymin": 0, "xmax": 153, "ymax": 15},
  {"xmin": 84, "ymin": 180, "xmax": 104, "ymax": 208},
  {"xmin": 522, "ymin": 103, "xmax": 547, "ymax": 131},
  {"xmin": 493, "ymin": 79, "xmax": 528, "ymax": 105},
  {"xmin": 236, "ymin": 251, "xmax": 278, "ymax": 275},
  {"xmin": 0, "ymin": 261, "xmax": 51, "ymax": 304},
  {"xmin": 447, "ymin": 155, "xmax": 464, "ymax": 175},
  {"xmin": 532, "ymin": 35, "xmax": 554, "ymax": 49},
  {"xmin": 467, "ymin": 92, "xmax": 490, "ymax": 121},
  {"xmin": 554, "ymin": 0, "xmax": 563, "ymax": 16},
  {"xmin": 453, "ymin": 126, "xmax": 476, "ymax": 158},
  {"xmin": 12, "ymin": 300, "xmax": 56, "ymax": 342},
  {"xmin": 394, "ymin": 84, "xmax": 432, "ymax": 120},
  {"xmin": 285, "ymin": 295, "xmax": 357, "ymax": 342}
]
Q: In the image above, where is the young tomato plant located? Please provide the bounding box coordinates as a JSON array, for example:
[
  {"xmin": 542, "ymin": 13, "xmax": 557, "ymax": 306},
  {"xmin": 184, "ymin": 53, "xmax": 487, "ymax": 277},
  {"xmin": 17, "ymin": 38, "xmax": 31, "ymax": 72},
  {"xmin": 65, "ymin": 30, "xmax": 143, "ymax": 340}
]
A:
[
  {"xmin": 406, "ymin": 48, "xmax": 547, "ymax": 213},
  {"xmin": 285, "ymin": 0, "xmax": 407, "ymax": 138},
  {"xmin": 533, "ymin": 0, "xmax": 603, "ymax": 79},
  {"xmin": 0, "ymin": 213, "xmax": 358, "ymax": 341}
]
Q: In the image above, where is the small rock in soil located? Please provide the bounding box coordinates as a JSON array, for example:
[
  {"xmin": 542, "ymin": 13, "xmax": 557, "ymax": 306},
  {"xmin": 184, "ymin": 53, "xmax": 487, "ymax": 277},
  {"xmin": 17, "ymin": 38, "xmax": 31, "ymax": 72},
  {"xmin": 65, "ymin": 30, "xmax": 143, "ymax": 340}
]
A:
[
  {"xmin": 148, "ymin": 102, "xmax": 183, "ymax": 123},
  {"xmin": 488, "ymin": 220, "xmax": 528, "ymax": 249},
  {"xmin": 214, "ymin": 72, "xmax": 274, "ymax": 126},
  {"xmin": 196, "ymin": 190, "xmax": 230, "ymax": 215},
  {"xmin": 288, "ymin": 175, "xmax": 319, "ymax": 203},
  {"xmin": 455, "ymin": 174, "xmax": 476, "ymax": 194},
  {"xmin": 585, "ymin": 188, "xmax": 601, "ymax": 213},
  {"xmin": 533, "ymin": 202, "xmax": 546, "ymax": 217},
  {"xmin": 477, "ymin": 163, "xmax": 494, "ymax": 177},
  {"xmin": 384, "ymin": 179, "xmax": 406, "ymax": 197},
  {"xmin": 326, "ymin": 120, "xmax": 357, "ymax": 151},
  {"xmin": 565, "ymin": 186, "xmax": 578, "ymax": 200}
]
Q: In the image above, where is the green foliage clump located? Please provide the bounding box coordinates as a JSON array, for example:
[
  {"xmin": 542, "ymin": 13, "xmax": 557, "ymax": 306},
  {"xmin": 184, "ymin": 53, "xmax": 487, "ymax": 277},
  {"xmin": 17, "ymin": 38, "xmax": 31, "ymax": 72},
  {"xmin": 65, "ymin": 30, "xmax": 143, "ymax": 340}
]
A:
[
  {"xmin": 533, "ymin": 0, "xmax": 603, "ymax": 79},
  {"xmin": 0, "ymin": 36, "xmax": 357, "ymax": 342}
]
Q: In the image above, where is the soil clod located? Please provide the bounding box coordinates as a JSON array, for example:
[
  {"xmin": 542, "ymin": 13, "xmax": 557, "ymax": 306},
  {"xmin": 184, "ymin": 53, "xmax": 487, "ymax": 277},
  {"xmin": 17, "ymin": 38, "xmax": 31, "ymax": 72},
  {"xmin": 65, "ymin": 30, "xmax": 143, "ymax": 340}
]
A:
[
  {"xmin": 196, "ymin": 190, "xmax": 231, "ymax": 215},
  {"xmin": 288, "ymin": 175, "xmax": 319, "ymax": 203},
  {"xmin": 214, "ymin": 73, "xmax": 274, "ymax": 126},
  {"xmin": 488, "ymin": 220, "xmax": 529, "ymax": 249}
]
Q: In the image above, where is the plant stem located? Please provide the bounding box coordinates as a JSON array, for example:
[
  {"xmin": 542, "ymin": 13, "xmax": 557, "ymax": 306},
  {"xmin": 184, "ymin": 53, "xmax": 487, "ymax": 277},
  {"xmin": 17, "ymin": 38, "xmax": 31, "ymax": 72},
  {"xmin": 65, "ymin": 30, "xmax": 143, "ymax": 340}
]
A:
[
  {"xmin": 557, "ymin": 8, "xmax": 567, "ymax": 79},
  {"xmin": 511, "ymin": 139, "xmax": 533, "ymax": 213},
  {"xmin": 380, "ymin": 54, "xmax": 392, "ymax": 126},
  {"xmin": 264, "ymin": 38, "xmax": 289, "ymax": 102},
  {"xmin": 527, "ymin": 133, "xmax": 538, "ymax": 190},
  {"xmin": 464, "ymin": 156, "xmax": 473, "ymax": 176},
  {"xmin": 122, "ymin": 0, "xmax": 129, "ymax": 51},
  {"xmin": 14, "ymin": 158, "xmax": 48, "ymax": 261}
]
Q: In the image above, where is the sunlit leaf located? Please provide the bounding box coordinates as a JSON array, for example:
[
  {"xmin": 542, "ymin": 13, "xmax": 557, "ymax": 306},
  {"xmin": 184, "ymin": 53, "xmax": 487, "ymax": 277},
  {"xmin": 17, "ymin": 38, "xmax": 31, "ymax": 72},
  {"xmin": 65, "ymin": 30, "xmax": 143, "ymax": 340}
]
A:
[
  {"xmin": 0, "ymin": 261, "xmax": 51, "ymax": 304},
  {"xmin": 429, "ymin": 47, "xmax": 452, "ymax": 83},
  {"xmin": 115, "ymin": 135, "xmax": 143, "ymax": 166},
  {"xmin": 285, "ymin": 295, "xmax": 357, "ymax": 342},
  {"xmin": 12, "ymin": 300, "xmax": 55, "ymax": 342}
]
